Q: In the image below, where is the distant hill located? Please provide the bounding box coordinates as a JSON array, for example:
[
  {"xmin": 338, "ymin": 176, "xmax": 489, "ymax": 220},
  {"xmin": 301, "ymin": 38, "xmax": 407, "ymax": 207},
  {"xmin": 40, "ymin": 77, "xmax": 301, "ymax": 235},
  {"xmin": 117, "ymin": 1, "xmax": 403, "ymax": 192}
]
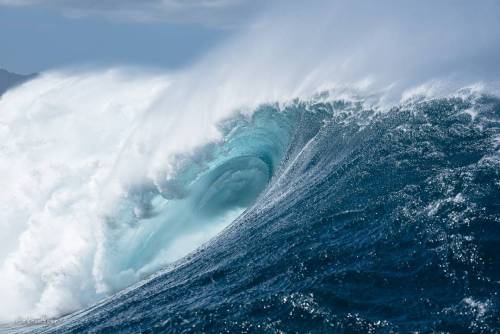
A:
[{"xmin": 0, "ymin": 69, "xmax": 37, "ymax": 96}]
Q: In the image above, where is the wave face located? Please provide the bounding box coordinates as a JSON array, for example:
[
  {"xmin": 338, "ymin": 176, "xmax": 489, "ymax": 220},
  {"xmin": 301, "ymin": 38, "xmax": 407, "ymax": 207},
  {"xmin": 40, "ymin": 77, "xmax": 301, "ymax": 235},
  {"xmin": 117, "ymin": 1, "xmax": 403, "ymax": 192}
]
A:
[{"xmin": 3, "ymin": 91, "xmax": 498, "ymax": 333}]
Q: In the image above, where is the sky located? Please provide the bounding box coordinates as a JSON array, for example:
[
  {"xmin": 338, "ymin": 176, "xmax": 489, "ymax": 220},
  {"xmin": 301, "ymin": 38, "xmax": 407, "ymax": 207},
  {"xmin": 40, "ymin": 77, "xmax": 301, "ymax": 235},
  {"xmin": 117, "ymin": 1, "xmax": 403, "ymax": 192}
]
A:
[
  {"xmin": 0, "ymin": 0, "xmax": 267, "ymax": 74},
  {"xmin": 1, "ymin": 0, "xmax": 500, "ymax": 81}
]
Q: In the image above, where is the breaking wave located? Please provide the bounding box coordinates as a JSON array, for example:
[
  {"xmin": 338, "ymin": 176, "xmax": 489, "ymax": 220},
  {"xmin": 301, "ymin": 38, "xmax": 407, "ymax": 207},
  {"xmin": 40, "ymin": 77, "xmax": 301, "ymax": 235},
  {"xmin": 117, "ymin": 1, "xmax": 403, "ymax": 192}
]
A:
[{"xmin": 0, "ymin": 0, "xmax": 499, "ymax": 332}]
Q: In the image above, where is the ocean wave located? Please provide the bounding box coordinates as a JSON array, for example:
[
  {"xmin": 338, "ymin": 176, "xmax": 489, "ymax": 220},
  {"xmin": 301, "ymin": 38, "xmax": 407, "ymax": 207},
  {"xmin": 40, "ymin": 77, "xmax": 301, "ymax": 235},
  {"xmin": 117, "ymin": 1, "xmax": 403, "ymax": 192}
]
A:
[{"xmin": 1, "ymin": 0, "xmax": 500, "ymax": 332}]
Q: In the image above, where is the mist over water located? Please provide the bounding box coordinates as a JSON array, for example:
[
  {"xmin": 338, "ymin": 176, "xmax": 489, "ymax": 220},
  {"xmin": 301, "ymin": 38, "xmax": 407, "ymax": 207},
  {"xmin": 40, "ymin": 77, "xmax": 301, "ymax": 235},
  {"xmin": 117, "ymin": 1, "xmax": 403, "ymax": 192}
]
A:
[{"xmin": 0, "ymin": 0, "xmax": 499, "ymax": 323}]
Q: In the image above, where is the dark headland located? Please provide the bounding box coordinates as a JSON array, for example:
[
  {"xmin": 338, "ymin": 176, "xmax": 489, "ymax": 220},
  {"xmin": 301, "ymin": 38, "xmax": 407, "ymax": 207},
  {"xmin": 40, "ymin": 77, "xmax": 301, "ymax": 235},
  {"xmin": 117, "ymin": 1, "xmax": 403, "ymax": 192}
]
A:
[{"xmin": 0, "ymin": 69, "xmax": 37, "ymax": 96}]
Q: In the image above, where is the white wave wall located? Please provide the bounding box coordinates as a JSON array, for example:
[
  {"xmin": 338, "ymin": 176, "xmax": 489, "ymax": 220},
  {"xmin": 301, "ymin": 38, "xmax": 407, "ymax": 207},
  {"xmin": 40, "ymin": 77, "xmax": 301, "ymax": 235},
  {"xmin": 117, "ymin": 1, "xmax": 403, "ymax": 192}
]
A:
[
  {"xmin": 1, "ymin": 0, "xmax": 499, "ymax": 322},
  {"xmin": 0, "ymin": 67, "xmax": 262, "ymax": 321},
  {"xmin": 0, "ymin": 71, "xmax": 170, "ymax": 320}
]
